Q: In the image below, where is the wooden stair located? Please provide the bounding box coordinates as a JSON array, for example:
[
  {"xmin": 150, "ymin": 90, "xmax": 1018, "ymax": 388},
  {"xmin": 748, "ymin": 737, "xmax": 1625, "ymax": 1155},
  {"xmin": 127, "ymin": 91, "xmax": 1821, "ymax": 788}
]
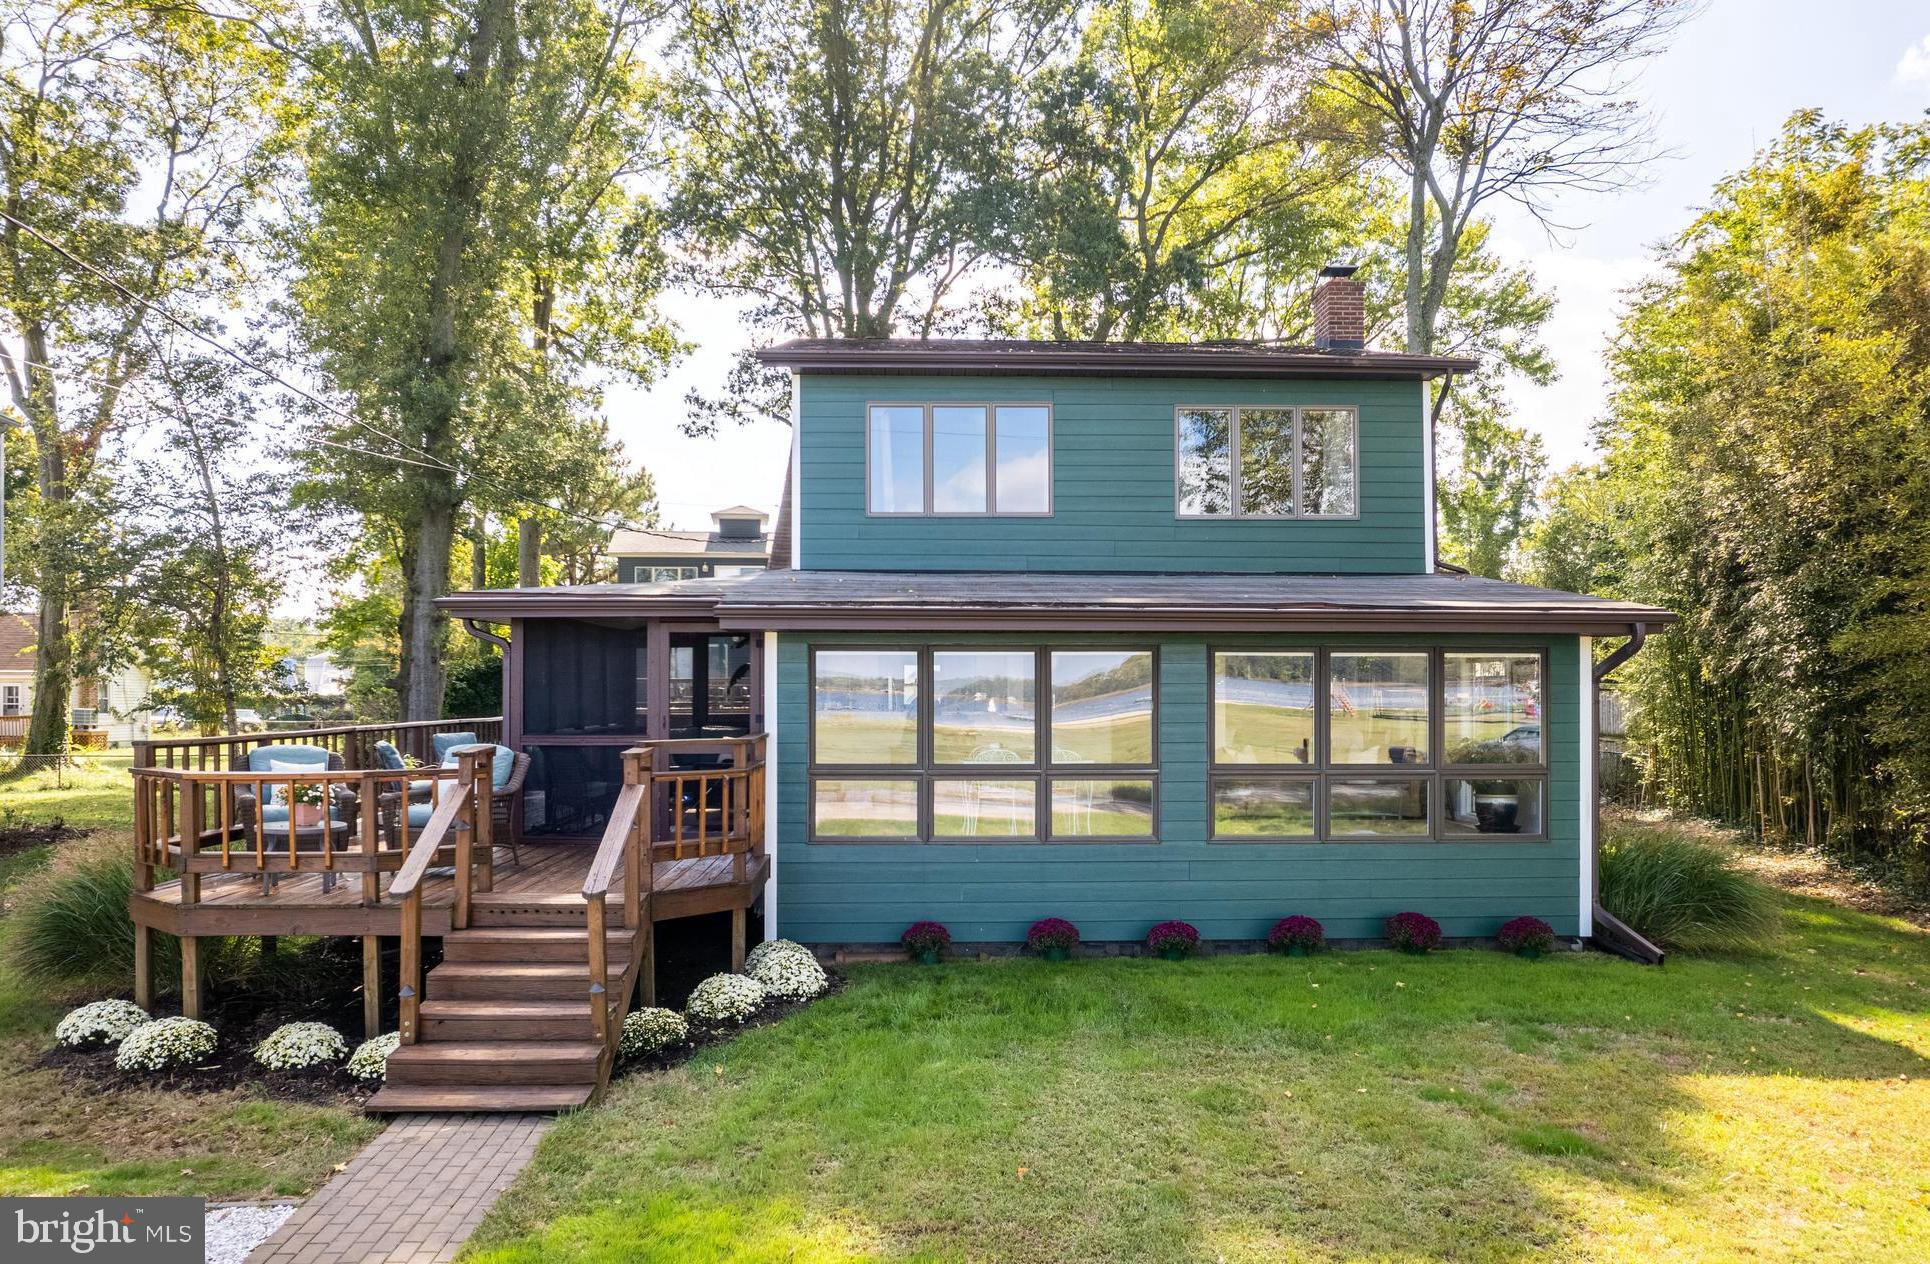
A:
[{"xmin": 366, "ymin": 921, "xmax": 635, "ymax": 1115}]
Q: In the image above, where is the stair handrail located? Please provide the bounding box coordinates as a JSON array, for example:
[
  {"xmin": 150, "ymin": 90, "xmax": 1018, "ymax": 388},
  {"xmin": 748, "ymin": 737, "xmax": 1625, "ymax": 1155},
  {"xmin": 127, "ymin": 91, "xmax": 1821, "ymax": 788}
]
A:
[
  {"xmin": 582, "ymin": 746, "xmax": 652, "ymax": 1054},
  {"xmin": 391, "ymin": 745, "xmax": 486, "ymax": 1045}
]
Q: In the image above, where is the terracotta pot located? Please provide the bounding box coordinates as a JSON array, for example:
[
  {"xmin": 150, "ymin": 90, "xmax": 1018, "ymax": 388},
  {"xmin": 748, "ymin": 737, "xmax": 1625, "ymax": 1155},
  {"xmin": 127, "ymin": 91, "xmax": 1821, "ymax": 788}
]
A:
[{"xmin": 293, "ymin": 803, "xmax": 323, "ymax": 828}]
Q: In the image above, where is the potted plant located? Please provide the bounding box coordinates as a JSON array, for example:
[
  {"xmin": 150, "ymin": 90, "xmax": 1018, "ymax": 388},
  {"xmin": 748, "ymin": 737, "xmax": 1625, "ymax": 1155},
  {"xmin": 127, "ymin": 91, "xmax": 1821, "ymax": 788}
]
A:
[
  {"xmin": 1025, "ymin": 917, "xmax": 1080, "ymax": 961},
  {"xmin": 1496, "ymin": 916, "xmax": 1556, "ymax": 960},
  {"xmin": 901, "ymin": 921, "xmax": 951, "ymax": 964},
  {"xmin": 1267, "ymin": 915, "xmax": 1325, "ymax": 957},
  {"xmin": 1384, "ymin": 911, "xmax": 1442, "ymax": 955},
  {"xmin": 1145, "ymin": 920, "xmax": 1199, "ymax": 960},
  {"xmin": 288, "ymin": 780, "xmax": 326, "ymax": 828}
]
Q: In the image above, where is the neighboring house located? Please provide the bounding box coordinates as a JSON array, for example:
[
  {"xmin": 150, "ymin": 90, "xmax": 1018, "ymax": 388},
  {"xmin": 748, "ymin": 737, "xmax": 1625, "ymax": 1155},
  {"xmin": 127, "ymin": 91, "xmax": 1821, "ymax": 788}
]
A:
[
  {"xmin": 278, "ymin": 651, "xmax": 348, "ymax": 699},
  {"xmin": 607, "ymin": 505, "xmax": 772, "ymax": 582},
  {"xmin": 0, "ymin": 612, "xmax": 155, "ymax": 748},
  {"xmin": 443, "ymin": 267, "xmax": 1675, "ymax": 948}
]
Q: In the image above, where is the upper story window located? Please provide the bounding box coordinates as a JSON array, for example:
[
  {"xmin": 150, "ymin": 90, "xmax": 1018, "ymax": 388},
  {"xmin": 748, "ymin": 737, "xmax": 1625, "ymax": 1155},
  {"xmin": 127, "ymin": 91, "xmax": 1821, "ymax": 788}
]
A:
[
  {"xmin": 868, "ymin": 403, "xmax": 1052, "ymax": 516},
  {"xmin": 1175, "ymin": 406, "xmax": 1357, "ymax": 518}
]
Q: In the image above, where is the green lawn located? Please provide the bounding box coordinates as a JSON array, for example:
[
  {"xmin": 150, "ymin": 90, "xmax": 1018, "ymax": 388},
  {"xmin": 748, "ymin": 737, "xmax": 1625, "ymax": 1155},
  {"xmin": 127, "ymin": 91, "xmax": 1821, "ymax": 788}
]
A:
[
  {"xmin": 0, "ymin": 752, "xmax": 380, "ymax": 1199},
  {"xmin": 469, "ymin": 893, "xmax": 1929, "ymax": 1263}
]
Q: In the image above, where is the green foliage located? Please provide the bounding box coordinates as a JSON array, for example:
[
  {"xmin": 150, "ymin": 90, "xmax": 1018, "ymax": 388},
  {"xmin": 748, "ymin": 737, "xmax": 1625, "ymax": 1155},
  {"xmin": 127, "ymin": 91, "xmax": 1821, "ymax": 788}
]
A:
[
  {"xmin": 1531, "ymin": 113, "xmax": 1930, "ymax": 879},
  {"xmin": 1598, "ymin": 827, "xmax": 1782, "ymax": 952},
  {"xmin": 1438, "ymin": 405, "xmax": 1548, "ymax": 578},
  {"xmin": 444, "ymin": 651, "xmax": 503, "ymax": 718}
]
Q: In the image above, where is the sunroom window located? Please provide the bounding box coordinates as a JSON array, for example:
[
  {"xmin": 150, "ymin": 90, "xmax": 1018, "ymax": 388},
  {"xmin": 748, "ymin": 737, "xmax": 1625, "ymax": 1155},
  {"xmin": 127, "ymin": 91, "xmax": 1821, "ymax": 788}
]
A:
[
  {"xmin": 1209, "ymin": 648, "xmax": 1547, "ymax": 841},
  {"xmin": 1176, "ymin": 406, "xmax": 1358, "ymax": 518},
  {"xmin": 867, "ymin": 404, "xmax": 1053, "ymax": 515},
  {"xmin": 810, "ymin": 646, "xmax": 1157, "ymax": 842}
]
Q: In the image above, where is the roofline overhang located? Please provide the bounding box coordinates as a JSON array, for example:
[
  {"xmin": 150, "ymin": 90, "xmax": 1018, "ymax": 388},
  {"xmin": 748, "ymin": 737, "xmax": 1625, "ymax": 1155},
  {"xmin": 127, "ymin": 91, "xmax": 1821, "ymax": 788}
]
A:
[
  {"xmin": 754, "ymin": 345, "xmax": 1477, "ymax": 381},
  {"xmin": 716, "ymin": 606, "xmax": 1675, "ymax": 636}
]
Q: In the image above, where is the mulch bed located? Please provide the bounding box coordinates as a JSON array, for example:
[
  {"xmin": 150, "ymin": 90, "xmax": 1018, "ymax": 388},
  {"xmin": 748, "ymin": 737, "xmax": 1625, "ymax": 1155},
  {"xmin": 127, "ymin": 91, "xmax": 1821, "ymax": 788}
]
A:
[
  {"xmin": 37, "ymin": 1008, "xmax": 380, "ymax": 1108},
  {"xmin": 0, "ymin": 815, "xmax": 86, "ymax": 859}
]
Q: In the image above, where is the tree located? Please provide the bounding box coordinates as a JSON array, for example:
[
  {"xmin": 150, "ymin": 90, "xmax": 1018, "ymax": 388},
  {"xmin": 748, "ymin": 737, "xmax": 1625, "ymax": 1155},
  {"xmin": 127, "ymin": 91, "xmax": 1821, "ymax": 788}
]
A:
[
  {"xmin": 1000, "ymin": 0, "xmax": 1350, "ymax": 340},
  {"xmin": 1306, "ymin": 0, "xmax": 1692, "ymax": 356},
  {"xmin": 292, "ymin": 0, "xmax": 677, "ymax": 719},
  {"xmin": 1436, "ymin": 403, "xmax": 1545, "ymax": 578},
  {"xmin": 0, "ymin": 2, "xmax": 286, "ymax": 758},
  {"xmin": 124, "ymin": 348, "xmax": 287, "ymax": 734}
]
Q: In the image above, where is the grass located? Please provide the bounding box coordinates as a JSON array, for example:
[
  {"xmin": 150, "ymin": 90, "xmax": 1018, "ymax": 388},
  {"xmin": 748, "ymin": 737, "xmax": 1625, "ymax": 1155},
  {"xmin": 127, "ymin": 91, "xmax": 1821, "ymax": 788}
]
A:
[
  {"xmin": 1601, "ymin": 824, "xmax": 1784, "ymax": 951},
  {"xmin": 0, "ymin": 751, "xmax": 379, "ymax": 1200},
  {"xmin": 470, "ymin": 886, "xmax": 1930, "ymax": 1262}
]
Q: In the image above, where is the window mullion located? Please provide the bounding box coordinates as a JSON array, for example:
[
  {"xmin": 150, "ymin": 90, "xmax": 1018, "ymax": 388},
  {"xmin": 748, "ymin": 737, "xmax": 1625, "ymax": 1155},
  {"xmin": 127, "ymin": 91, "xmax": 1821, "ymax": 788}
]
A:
[
  {"xmin": 1230, "ymin": 407, "xmax": 1243, "ymax": 518},
  {"xmin": 1292, "ymin": 408, "xmax": 1304, "ymax": 520}
]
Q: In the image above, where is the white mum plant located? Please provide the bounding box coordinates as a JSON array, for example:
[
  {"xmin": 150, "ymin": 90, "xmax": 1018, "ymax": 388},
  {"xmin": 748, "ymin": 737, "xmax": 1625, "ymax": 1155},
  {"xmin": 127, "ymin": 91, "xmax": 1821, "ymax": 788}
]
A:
[
  {"xmin": 685, "ymin": 973, "xmax": 765, "ymax": 1024},
  {"xmin": 55, "ymin": 1000, "xmax": 150, "ymax": 1048},
  {"xmin": 620, "ymin": 1007, "xmax": 689, "ymax": 1059},
  {"xmin": 115, "ymin": 1016, "xmax": 218, "ymax": 1072},
  {"xmin": 254, "ymin": 1021, "xmax": 348, "ymax": 1071},
  {"xmin": 744, "ymin": 938, "xmax": 812, "ymax": 972},
  {"xmin": 347, "ymin": 1031, "xmax": 401, "ymax": 1081},
  {"xmin": 748, "ymin": 946, "xmax": 828, "ymax": 1001}
]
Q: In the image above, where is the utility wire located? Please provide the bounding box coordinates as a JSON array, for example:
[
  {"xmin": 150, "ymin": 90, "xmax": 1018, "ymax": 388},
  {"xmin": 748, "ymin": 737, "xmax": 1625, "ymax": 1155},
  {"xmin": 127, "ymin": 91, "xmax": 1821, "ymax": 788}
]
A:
[{"xmin": 0, "ymin": 208, "xmax": 707, "ymax": 543}]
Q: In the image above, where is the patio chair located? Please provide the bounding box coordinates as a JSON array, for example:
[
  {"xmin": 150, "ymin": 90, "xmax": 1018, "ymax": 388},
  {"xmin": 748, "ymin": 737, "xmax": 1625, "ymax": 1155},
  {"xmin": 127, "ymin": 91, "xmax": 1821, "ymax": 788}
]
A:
[
  {"xmin": 383, "ymin": 744, "xmax": 529, "ymax": 868},
  {"xmin": 232, "ymin": 744, "xmax": 359, "ymax": 893}
]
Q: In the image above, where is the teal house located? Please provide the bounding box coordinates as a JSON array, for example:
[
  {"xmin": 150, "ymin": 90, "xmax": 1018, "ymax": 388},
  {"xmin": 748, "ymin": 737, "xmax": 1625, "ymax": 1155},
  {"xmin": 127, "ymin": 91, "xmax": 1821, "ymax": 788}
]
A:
[{"xmin": 443, "ymin": 268, "xmax": 1672, "ymax": 950}]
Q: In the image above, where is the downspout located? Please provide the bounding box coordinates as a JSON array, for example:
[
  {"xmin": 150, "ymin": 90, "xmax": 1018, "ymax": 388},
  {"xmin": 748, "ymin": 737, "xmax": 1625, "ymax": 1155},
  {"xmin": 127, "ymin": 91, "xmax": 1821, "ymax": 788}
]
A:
[
  {"xmin": 460, "ymin": 619, "xmax": 509, "ymax": 652},
  {"xmin": 1589, "ymin": 623, "xmax": 1666, "ymax": 965}
]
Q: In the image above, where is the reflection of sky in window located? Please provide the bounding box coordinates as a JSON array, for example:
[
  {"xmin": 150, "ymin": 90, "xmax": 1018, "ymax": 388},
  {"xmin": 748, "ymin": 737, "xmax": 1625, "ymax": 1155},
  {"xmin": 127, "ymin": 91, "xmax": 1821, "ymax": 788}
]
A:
[
  {"xmin": 869, "ymin": 406, "xmax": 924, "ymax": 512},
  {"xmin": 1302, "ymin": 409, "xmax": 1356, "ymax": 515},
  {"xmin": 995, "ymin": 407, "xmax": 1050, "ymax": 511},
  {"xmin": 932, "ymin": 406, "xmax": 987, "ymax": 512}
]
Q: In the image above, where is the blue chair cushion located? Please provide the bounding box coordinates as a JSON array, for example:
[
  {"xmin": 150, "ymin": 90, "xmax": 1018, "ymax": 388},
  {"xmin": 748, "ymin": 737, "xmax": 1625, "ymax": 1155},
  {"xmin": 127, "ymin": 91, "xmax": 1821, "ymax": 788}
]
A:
[
  {"xmin": 246, "ymin": 744, "xmax": 333, "ymax": 772},
  {"xmin": 260, "ymin": 804, "xmax": 349, "ymax": 827},
  {"xmin": 439, "ymin": 743, "xmax": 514, "ymax": 790},
  {"xmin": 406, "ymin": 802, "xmax": 435, "ymax": 830},
  {"xmin": 431, "ymin": 731, "xmax": 480, "ymax": 762},
  {"xmin": 372, "ymin": 740, "xmax": 406, "ymax": 770}
]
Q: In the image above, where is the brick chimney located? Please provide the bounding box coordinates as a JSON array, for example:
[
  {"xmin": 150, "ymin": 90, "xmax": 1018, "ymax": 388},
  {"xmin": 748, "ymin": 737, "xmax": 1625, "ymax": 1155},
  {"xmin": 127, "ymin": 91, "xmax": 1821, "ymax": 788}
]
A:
[{"xmin": 1312, "ymin": 263, "xmax": 1365, "ymax": 352}]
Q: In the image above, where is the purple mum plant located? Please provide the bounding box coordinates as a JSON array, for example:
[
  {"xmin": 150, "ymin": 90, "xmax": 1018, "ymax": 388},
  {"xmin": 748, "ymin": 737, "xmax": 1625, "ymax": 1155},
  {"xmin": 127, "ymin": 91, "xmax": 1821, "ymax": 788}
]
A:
[
  {"xmin": 1496, "ymin": 916, "xmax": 1556, "ymax": 958},
  {"xmin": 1384, "ymin": 911, "xmax": 1443, "ymax": 954},
  {"xmin": 1026, "ymin": 918, "xmax": 1080, "ymax": 959},
  {"xmin": 901, "ymin": 921, "xmax": 952, "ymax": 962},
  {"xmin": 1146, "ymin": 920, "xmax": 1200, "ymax": 959},
  {"xmin": 1267, "ymin": 915, "xmax": 1326, "ymax": 956}
]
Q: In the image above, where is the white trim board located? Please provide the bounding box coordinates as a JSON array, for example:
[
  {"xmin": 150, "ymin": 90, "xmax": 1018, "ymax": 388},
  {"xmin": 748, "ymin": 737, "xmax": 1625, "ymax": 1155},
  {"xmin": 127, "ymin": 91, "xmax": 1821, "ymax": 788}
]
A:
[
  {"xmin": 1578, "ymin": 635, "xmax": 1595, "ymax": 937},
  {"xmin": 763, "ymin": 630, "xmax": 782, "ymax": 941}
]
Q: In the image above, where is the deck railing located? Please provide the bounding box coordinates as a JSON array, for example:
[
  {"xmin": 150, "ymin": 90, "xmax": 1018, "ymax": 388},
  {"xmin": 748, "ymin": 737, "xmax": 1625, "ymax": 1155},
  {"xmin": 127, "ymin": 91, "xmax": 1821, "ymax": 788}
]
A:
[
  {"xmin": 131, "ymin": 716, "xmax": 501, "ymax": 772},
  {"xmin": 582, "ymin": 735, "xmax": 767, "ymax": 1052},
  {"xmin": 391, "ymin": 747, "xmax": 493, "ymax": 1044}
]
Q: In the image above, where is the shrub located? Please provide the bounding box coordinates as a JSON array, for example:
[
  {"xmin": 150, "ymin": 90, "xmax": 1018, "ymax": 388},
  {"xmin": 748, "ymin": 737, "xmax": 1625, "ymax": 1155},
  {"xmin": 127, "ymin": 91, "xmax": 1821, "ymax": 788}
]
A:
[
  {"xmin": 1025, "ymin": 918, "xmax": 1080, "ymax": 956},
  {"xmin": 1385, "ymin": 911, "xmax": 1442, "ymax": 954},
  {"xmin": 1267, "ymin": 916, "xmax": 1325, "ymax": 955},
  {"xmin": 744, "ymin": 938, "xmax": 813, "ymax": 973},
  {"xmin": 347, "ymin": 1032, "xmax": 400, "ymax": 1081},
  {"xmin": 1599, "ymin": 828, "xmax": 1781, "ymax": 950},
  {"xmin": 1145, "ymin": 920, "xmax": 1200, "ymax": 958},
  {"xmin": 620, "ymin": 1008, "xmax": 690, "ymax": 1059},
  {"xmin": 1496, "ymin": 916, "xmax": 1557, "ymax": 957},
  {"xmin": 116, "ymin": 1016, "xmax": 217, "ymax": 1072},
  {"xmin": 253, "ymin": 1021, "xmax": 348, "ymax": 1071},
  {"xmin": 54, "ymin": 999, "xmax": 150, "ymax": 1047},
  {"xmin": 686, "ymin": 973, "xmax": 766, "ymax": 1024},
  {"xmin": 901, "ymin": 921, "xmax": 951, "ymax": 960},
  {"xmin": 749, "ymin": 948, "xmax": 828, "ymax": 1001},
  {"xmin": 5, "ymin": 843, "xmax": 247, "ymax": 990}
]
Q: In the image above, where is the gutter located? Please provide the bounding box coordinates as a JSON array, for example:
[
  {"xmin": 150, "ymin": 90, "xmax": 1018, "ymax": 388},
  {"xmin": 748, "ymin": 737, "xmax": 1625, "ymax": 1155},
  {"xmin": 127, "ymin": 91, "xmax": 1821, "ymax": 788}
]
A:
[
  {"xmin": 460, "ymin": 618, "xmax": 509, "ymax": 651},
  {"xmin": 1588, "ymin": 622, "xmax": 1666, "ymax": 966}
]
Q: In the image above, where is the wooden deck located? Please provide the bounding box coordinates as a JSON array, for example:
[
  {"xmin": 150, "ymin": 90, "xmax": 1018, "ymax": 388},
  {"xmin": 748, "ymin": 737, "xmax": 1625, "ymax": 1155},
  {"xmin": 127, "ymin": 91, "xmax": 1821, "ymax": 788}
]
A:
[{"xmin": 129, "ymin": 843, "xmax": 770, "ymax": 938}]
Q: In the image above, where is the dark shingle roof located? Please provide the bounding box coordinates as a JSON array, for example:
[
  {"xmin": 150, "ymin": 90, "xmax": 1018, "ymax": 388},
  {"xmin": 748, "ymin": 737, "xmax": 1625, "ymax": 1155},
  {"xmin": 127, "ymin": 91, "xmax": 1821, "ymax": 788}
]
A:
[
  {"xmin": 0, "ymin": 613, "xmax": 34, "ymax": 670},
  {"xmin": 755, "ymin": 338, "xmax": 1477, "ymax": 380}
]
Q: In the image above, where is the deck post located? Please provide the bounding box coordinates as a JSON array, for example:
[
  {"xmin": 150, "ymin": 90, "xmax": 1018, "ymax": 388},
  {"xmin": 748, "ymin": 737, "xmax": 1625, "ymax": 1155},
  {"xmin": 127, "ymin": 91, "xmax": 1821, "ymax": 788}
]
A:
[
  {"xmin": 132, "ymin": 923, "xmax": 151, "ymax": 1011},
  {"xmin": 360, "ymin": 776, "xmax": 380, "ymax": 907},
  {"xmin": 453, "ymin": 748, "xmax": 483, "ymax": 931},
  {"xmin": 399, "ymin": 897, "xmax": 421, "ymax": 1044},
  {"xmin": 180, "ymin": 936, "xmax": 202, "ymax": 1019},
  {"xmin": 730, "ymin": 906, "xmax": 746, "ymax": 973},
  {"xmin": 362, "ymin": 935, "xmax": 382, "ymax": 1039},
  {"xmin": 477, "ymin": 772, "xmax": 495, "ymax": 894},
  {"xmin": 180, "ymin": 780, "xmax": 203, "ymax": 1018},
  {"xmin": 639, "ymin": 900, "xmax": 656, "ymax": 1007}
]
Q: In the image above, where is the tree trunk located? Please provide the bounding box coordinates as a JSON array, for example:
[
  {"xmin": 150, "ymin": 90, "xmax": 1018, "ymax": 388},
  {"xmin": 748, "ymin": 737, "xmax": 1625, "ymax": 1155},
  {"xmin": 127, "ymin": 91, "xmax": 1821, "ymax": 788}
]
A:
[
  {"xmin": 1403, "ymin": 168, "xmax": 1429, "ymax": 353},
  {"xmin": 23, "ymin": 320, "xmax": 72, "ymax": 760},
  {"xmin": 403, "ymin": 498, "xmax": 457, "ymax": 720}
]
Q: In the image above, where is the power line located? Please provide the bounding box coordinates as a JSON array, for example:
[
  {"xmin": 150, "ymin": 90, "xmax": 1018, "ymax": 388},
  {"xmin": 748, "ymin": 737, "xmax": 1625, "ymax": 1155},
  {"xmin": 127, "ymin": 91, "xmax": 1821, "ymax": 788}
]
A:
[{"xmin": 0, "ymin": 208, "xmax": 707, "ymax": 543}]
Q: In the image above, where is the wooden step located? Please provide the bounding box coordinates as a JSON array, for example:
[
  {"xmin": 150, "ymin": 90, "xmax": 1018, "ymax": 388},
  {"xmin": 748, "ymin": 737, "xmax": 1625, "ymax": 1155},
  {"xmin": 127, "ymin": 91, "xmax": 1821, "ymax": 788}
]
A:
[
  {"xmin": 386, "ymin": 1040, "xmax": 607, "ymax": 1087},
  {"xmin": 468, "ymin": 894, "xmax": 631, "ymax": 927},
  {"xmin": 442, "ymin": 926, "xmax": 637, "ymax": 963},
  {"xmin": 420, "ymin": 999, "xmax": 599, "ymax": 1042},
  {"xmin": 427, "ymin": 961, "xmax": 601, "ymax": 1002},
  {"xmin": 364, "ymin": 1083, "xmax": 596, "ymax": 1114}
]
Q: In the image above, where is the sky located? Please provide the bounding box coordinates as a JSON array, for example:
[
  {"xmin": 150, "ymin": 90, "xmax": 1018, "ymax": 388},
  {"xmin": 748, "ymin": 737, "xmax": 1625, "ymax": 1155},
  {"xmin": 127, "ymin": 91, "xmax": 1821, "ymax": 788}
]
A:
[{"xmin": 606, "ymin": 0, "xmax": 1930, "ymax": 531}]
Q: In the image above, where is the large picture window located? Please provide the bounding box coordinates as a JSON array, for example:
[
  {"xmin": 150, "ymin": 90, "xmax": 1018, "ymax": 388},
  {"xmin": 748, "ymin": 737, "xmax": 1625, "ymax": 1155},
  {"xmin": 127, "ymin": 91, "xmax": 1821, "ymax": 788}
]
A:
[
  {"xmin": 1209, "ymin": 647, "xmax": 1547, "ymax": 842},
  {"xmin": 867, "ymin": 403, "xmax": 1053, "ymax": 516},
  {"xmin": 811, "ymin": 646, "xmax": 1157, "ymax": 842},
  {"xmin": 1176, "ymin": 406, "xmax": 1358, "ymax": 518}
]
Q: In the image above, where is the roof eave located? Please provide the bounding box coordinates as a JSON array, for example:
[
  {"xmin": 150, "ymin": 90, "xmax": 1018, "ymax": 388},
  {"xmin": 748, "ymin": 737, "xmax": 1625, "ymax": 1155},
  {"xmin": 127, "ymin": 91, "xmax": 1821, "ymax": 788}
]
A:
[{"xmin": 755, "ymin": 347, "xmax": 1478, "ymax": 381}]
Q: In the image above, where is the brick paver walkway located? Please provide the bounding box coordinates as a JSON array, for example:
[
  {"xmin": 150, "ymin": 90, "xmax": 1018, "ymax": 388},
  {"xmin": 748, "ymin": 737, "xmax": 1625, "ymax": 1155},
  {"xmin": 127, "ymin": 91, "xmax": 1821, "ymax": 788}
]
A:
[{"xmin": 248, "ymin": 1114, "xmax": 551, "ymax": 1264}]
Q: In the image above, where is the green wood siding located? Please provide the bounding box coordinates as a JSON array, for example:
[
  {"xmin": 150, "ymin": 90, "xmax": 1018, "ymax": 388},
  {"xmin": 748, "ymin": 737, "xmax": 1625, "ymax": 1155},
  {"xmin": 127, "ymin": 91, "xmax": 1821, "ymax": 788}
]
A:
[
  {"xmin": 796, "ymin": 374, "xmax": 1430, "ymax": 573},
  {"xmin": 775, "ymin": 632, "xmax": 1584, "ymax": 943}
]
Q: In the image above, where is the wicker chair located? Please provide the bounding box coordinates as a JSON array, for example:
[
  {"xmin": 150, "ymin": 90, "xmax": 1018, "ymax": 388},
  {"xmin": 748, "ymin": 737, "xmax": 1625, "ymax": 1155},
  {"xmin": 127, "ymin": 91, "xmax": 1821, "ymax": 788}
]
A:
[{"xmin": 381, "ymin": 746, "xmax": 530, "ymax": 868}]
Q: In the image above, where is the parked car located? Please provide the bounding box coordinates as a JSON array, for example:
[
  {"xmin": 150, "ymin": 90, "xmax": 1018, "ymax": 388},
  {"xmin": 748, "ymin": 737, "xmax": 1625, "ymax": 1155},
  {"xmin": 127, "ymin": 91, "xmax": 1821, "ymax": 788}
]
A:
[
  {"xmin": 147, "ymin": 706, "xmax": 188, "ymax": 730},
  {"xmin": 1501, "ymin": 724, "xmax": 1541, "ymax": 749},
  {"xmin": 269, "ymin": 711, "xmax": 316, "ymax": 731},
  {"xmin": 232, "ymin": 708, "xmax": 265, "ymax": 732}
]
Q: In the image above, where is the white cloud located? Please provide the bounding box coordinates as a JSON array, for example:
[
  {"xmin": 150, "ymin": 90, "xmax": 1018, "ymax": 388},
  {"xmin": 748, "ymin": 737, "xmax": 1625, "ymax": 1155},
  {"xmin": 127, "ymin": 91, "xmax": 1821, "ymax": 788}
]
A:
[{"xmin": 1896, "ymin": 34, "xmax": 1930, "ymax": 90}]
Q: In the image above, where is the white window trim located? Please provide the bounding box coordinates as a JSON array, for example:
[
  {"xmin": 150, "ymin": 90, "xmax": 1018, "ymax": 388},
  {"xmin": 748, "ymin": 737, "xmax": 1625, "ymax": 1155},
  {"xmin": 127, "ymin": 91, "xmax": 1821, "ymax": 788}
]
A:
[
  {"xmin": 865, "ymin": 401, "xmax": 1055, "ymax": 517},
  {"xmin": 1174, "ymin": 405, "xmax": 1361, "ymax": 521}
]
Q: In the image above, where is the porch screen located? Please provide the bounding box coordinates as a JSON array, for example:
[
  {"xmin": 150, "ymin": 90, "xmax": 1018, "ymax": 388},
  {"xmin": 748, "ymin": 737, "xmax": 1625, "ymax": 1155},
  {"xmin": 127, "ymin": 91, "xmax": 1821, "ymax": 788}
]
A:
[{"xmin": 520, "ymin": 620, "xmax": 648, "ymax": 736}]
